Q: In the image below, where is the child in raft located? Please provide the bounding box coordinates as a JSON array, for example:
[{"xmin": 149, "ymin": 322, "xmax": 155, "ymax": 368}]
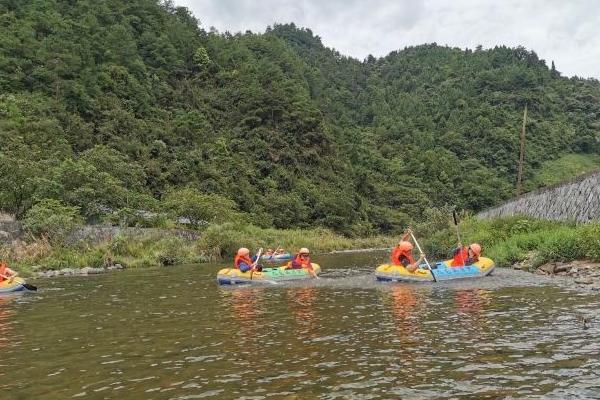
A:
[
  {"xmin": 287, "ymin": 248, "xmax": 318, "ymax": 278},
  {"xmin": 233, "ymin": 248, "xmax": 263, "ymax": 272},
  {"xmin": 390, "ymin": 228, "xmax": 425, "ymax": 272},
  {"xmin": 264, "ymin": 247, "xmax": 285, "ymax": 257},
  {"xmin": 450, "ymin": 243, "xmax": 482, "ymax": 266},
  {"xmin": 0, "ymin": 260, "xmax": 18, "ymax": 282}
]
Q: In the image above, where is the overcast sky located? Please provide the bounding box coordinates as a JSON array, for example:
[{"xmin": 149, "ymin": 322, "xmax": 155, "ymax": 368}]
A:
[{"xmin": 175, "ymin": 0, "xmax": 600, "ymax": 79}]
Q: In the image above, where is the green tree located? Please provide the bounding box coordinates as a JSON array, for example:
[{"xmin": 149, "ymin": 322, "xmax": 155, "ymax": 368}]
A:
[
  {"xmin": 23, "ymin": 199, "xmax": 83, "ymax": 242},
  {"xmin": 164, "ymin": 188, "xmax": 243, "ymax": 229}
]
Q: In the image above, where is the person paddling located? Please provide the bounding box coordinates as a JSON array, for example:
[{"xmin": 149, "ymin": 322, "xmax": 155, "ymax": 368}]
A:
[
  {"xmin": 287, "ymin": 248, "xmax": 318, "ymax": 278},
  {"xmin": 0, "ymin": 260, "xmax": 18, "ymax": 282},
  {"xmin": 390, "ymin": 228, "xmax": 425, "ymax": 273},
  {"xmin": 234, "ymin": 248, "xmax": 262, "ymax": 272},
  {"xmin": 450, "ymin": 243, "xmax": 482, "ymax": 266}
]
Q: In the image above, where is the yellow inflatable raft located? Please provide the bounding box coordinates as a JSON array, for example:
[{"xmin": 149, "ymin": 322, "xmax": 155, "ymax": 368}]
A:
[
  {"xmin": 375, "ymin": 257, "xmax": 495, "ymax": 283},
  {"xmin": 217, "ymin": 264, "xmax": 321, "ymax": 285},
  {"xmin": 0, "ymin": 277, "xmax": 27, "ymax": 294}
]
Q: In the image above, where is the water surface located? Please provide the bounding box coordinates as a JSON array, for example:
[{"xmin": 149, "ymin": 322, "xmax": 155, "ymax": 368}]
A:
[{"xmin": 2, "ymin": 252, "xmax": 599, "ymax": 399}]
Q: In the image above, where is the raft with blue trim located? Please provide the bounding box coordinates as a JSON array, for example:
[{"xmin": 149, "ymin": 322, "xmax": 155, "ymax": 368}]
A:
[
  {"xmin": 375, "ymin": 257, "xmax": 495, "ymax": 283},
  {"xmin": 217, "ymin": 264, "xmax": 321, "ymax": 285},
  {"xmin": 260, "ymin": 252, "xmax": 292, "ymax": 262},
  {"xmin": 0, "ymin": 277, "xmax": 27, "ymax": 294}
]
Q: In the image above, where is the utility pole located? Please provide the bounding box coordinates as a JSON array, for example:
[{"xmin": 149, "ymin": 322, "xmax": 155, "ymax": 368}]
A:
[{"xmin": 516, "ymin": 104, "xmax": 527, "ymax": 196}]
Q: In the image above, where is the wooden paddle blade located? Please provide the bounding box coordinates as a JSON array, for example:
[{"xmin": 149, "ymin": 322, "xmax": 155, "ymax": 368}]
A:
[{"xmin": 453, "ymin": 210, "xmax": 459, "ymax": 226}]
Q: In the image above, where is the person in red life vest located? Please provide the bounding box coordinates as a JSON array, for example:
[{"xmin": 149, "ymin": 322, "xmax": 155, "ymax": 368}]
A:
[
  {"xmin": 0, "ymin": 260, "xmax": 17, "ymax": 282},
  {"xmin": 468, "ymin": 243, "xmax": 481, "ymax": 264},
  {"xmin": 288, "ymin": 248, "xmax": 312, "ymax": 269},
  {"xmin": 234, "ymin": 248, "xmax": 259, "ymax": 273},
  {"xmin": 390, "ymin": 229, "xmax": 425, "ymax": 273},
  {"xmin": 287, "ymin": 248, "xmax": 319, "ymax": 278},
  {"xmin": 451, "ymin": 243, "xmax": 482, "ymax": 266}
]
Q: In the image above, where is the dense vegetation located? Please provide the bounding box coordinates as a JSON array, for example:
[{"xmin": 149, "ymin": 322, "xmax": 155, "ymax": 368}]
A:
[
  {"xmin": 426, "ymin": 216, "xmax": 600, "ymax": 269},
  {"xmin": 2, "ymin": 224, "xmax": 392, "ymax": 272},
  {"xmin": 1, "ymin": 0, "xmax": 599, "ymax": 238}
]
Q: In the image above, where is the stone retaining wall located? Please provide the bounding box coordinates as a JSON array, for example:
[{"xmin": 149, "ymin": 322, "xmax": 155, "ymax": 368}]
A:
[
  {"xmin": 477, "ymin": 170, "xmax": 600, "ymax": 222},
  {"xmin": 0, "ymin": 223, "xmax": 200, "ymax": 244},
  {"xmin": 68, "ymin": 226, "xmax": 200, "ymax": 244}
]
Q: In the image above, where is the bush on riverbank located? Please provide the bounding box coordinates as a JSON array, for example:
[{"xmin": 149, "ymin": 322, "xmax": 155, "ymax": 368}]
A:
[
  {"xmin": 198, "ymin": 223, "xmax": 393, "ymax": 258},
  {"xmin": 2, "ymin": 224, "xmax": 394, "ymax": 274},
  {"xmin": 23, "ymin": 199, "xmax": 83, "ymax": 243},
  {"xmin": 7, "ymin": 211, "xmax": 598, "ymax": 275},
  {"xmin": 444, "ymin": 216, "xmax": 600, "ymax": 268}
]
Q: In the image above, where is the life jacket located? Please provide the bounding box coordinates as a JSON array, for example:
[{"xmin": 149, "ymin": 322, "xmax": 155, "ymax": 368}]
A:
[
  {"xmin": 234, "ymin": 254, "xmax": 253, "ymax": 270},
  {"xmin": 290, "ymin": 254, "xmax": 312, "ymax": 269},
  {"xmin": 390, "ymin": 247, "xmax": 415, "ymax": 266},
  {"xmin": 0, "ymin": 263, "xmax": 7, "ymax": 282},
  {"xmin": 451, "ymin": 247, "xmax": 470, "ymax": 267}
]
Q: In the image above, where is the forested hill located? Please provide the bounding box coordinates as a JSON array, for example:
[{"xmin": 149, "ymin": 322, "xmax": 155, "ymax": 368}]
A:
[{"xmin": 1, "ymin": 0, "xmax": 599, "ymax": 235}]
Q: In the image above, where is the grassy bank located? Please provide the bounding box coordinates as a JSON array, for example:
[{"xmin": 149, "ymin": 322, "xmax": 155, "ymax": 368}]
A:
[
  {"xmin": 0, "ymin": 223, "xmax": 394, "ymax": 275},
  {"xmin": 4, "ymin": 215, "xmax": 598, "ymax": 276},
  {"xmin": 420, "ymin": 215, "xmax": 600, "ymax": 269}
]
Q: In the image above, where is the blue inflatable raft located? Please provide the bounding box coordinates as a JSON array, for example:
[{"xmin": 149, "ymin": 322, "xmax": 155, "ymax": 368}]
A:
[{"xmin": 375, "ymin": 257, "xmax": 495, "ymax": 283}]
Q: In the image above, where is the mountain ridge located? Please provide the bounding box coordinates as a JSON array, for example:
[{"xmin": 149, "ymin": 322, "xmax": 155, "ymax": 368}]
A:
[{"xmin": 0, "ymin": 0, "xmax": 598, "ymax": 235}]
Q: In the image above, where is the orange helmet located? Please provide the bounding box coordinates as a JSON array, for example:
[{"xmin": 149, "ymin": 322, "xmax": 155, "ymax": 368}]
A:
[
  {"xmin": 237, "ymin": 247, "xmax": 250, "ymax": 256},
  {"xmin": 398, "ymin": 241, "xmax": 413, "ymax": 252},
  {"xmin": 469, "ymin": 243, "xmax": 482, "ymax": 256}
]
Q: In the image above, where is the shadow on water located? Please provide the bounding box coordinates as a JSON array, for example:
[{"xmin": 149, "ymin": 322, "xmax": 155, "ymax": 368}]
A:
[{"xmin": 3, "ymin": 251, "xmax": 600, "ymax": 399}]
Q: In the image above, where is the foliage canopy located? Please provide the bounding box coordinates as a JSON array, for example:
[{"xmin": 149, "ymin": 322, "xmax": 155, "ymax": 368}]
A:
[{"xmin": 1, "ymin": 1, "xmax": 599, "ymax": 235}]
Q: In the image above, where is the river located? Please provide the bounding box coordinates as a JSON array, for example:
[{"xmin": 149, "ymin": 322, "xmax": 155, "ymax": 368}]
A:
[{"xmin": 3, "ymin": 252, "xmax": 600, "ymax": 399}]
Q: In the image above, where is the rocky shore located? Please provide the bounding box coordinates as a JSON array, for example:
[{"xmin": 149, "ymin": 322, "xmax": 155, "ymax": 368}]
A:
[
  {"xmin": 514, "ymin": 259, "xmax": 600, "ymax": 290},
  {"xmin": 34, "ymin": 264, "xmax": 125, "ymax": 278}
]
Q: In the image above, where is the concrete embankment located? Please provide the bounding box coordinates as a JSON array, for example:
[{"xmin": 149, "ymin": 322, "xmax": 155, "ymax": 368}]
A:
[{"xmin": 477, "ymin": 170, "xmax": 600, "ymax": 222}]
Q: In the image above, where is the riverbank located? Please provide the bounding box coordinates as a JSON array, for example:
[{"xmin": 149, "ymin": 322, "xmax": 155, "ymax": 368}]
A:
[
  {"xmin": 429, "ymin": 216, "xmax": 600, "ymax": 268},
  {"xmin": 513, "ymin": 258, "xmax": 600, "ymax": 290},
  {"xmin": 441, "ymin": 216, "xmax": 600, "ymax": 290},
  {"xmin": 6, "ymin": 216, "xmax": 600, "ymax": 279},
  {"xmin": 1, "ymin": 223, "xmax": 395, "ymax": 276}
]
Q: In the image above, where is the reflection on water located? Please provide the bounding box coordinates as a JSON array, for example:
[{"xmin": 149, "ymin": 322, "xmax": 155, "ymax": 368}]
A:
[
  {"xmin": 454, "ymin": 289, "xmax": 492, "ymax": 334},
  {"xmin": 287, "ymin": 287, "xmax": 318, "ymax": 333},
  {"xmin": 224, "ymin": 287, "xmax": 265, "ymax": 339},
  {"xmin": 0, "ymin": 296, "xmax": 15, "ymax": 345},
  {"xmin": 0, "ymin": 295, "xmax": 17, "ymax": 391},
  {"xmin": 2, "ymin": 253, "xmax": 600, "ymax": 399},
  {"xmin": 381, "ymin": 286, "xmax": 422, "ymax": 339}
]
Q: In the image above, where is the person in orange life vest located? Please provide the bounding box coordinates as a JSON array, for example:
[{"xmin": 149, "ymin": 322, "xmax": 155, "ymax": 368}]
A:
[
  {"xmin": 390, "ymin": 229, "xmax": 425, "ymax": 273},
  {"xmin": 288, "ymin": 248, "xmax": 319, "ymax": 278},
  {"xmin": 450, "ymin": 243, "xmax": 482, "ymax": 266},
  {"xmin": 0, "ymin": 260, "xmax": 17, "ymax": 282},
  {"xmin": 234, "ymin": 248, "xmax": 260, "ymax": 273},
  {"xmin": 288, "ymin": 248, "xmax": 312, "ymax": 270}
]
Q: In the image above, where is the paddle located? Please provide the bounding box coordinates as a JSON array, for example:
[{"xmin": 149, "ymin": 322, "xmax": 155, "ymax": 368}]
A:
[
  {"xmin": 408, "ymin": 231, "xmax": 437, "ymax": 283},
  {"xmin": 252, "ymin": 248, "xmax": 263, "ymax": 269},
  {"xmin": 453, "ymin": 210, "xmax": 466, "ymax": 266},
  {"xmin": 268, "ymin": 245, "xmax": 282, "ymax": 261},
  {"xmin": 0, "ymin": 274, "xmax": 37, "ymax": 291},
  {"xmin": 307, "ymin": 259, "xmax": 319, "ymax": 279},
  {"xmin": 252, "ymin": 248, "xmax": 281, "ymax": 285}
]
